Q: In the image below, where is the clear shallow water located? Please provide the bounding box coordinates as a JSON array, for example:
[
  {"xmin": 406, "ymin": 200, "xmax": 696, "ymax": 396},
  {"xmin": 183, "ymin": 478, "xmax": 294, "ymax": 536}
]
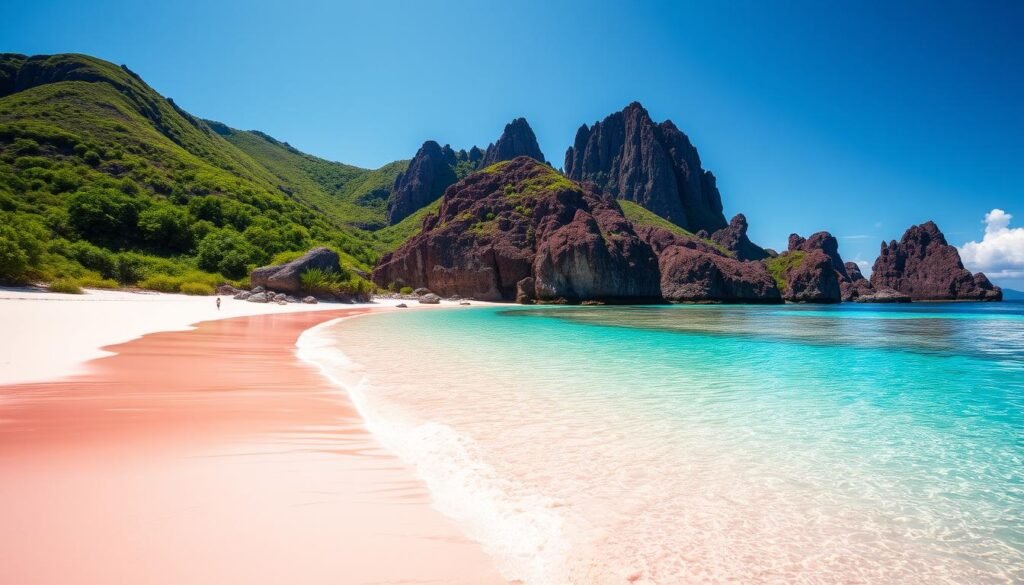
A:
[{"xmin": 304, "ymin": 302, "xmax": 1024, "ymax": 584}]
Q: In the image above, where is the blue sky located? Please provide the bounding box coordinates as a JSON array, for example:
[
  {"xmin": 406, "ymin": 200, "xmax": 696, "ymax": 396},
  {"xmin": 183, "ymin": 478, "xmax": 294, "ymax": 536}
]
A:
[{"xmin": 4, "ymin": 0, "xmax": 1023, "ymax": 288}]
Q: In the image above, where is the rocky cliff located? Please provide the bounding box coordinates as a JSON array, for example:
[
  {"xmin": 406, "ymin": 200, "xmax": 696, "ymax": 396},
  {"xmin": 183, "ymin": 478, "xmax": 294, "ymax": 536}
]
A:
[
  {"xmin": 711, "ymin": 214, "xmax": 770, "ymax": 261},
  {"xmin": 564, "ymin": 102, "xmax": 728, "ymax": 234},
  {"xmin": 870, "ymin": 221, "xmax": 1002, "ymax": 301},
  {"xmin": 761, "ymin": 231, "xmax": 848, "ymax": 303},
  {"xmin": 480, "ymin": 117, "xmax": 545, "ymax": 167},
  {"xmin": 385, "ymin": 118, "xmax": 546, "ymax": 224},
  {"xmin": 374, "ymin": 157, "xmax": 781, "ymax": 304},
  {"xmin": 385, "ymin": 141, "xmax": 457, "ymax": 224}
]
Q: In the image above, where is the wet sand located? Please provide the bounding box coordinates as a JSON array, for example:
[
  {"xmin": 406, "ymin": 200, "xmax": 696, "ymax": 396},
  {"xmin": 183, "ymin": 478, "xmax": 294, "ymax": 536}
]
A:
[{"xmin": 0, "ymin": 309, "xmax": 505, "ymax": 585}]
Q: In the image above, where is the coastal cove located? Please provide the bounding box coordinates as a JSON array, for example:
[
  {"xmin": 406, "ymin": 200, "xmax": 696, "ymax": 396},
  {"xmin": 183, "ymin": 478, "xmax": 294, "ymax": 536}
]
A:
[{"xmin": 306, "ymin": 301, "xmax": 1024, "ymax": 584}]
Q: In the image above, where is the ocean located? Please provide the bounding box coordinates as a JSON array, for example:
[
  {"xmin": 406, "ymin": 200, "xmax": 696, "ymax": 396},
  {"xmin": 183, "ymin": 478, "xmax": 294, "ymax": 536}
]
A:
[{"xmin": 299, "ymin": 301, "xmax": 1024, "ymax": 584}]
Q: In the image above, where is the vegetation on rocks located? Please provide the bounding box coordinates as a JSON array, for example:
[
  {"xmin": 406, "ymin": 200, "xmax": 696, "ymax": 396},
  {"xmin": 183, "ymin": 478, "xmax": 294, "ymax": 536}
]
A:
[{"xmin": 764, "ymin": 251, "xmax": 806, "ymax": 293}]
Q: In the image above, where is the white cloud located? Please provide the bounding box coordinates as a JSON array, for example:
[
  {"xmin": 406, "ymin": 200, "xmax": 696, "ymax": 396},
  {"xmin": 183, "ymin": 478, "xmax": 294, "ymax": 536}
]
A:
[{"xmin": 958, "ymin": 209, "xmax": 1024, "ymax": 279}]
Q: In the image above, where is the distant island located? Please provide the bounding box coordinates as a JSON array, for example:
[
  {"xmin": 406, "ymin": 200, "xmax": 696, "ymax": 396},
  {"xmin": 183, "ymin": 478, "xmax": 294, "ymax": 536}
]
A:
[{"xmin": 0, "ymin": 53, "xmax": 1001, "ymax": 303}]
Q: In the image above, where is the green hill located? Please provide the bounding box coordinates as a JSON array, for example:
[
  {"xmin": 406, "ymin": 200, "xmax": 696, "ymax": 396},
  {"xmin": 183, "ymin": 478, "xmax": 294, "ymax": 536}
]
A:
[
  {"xmin": 0, "ymin": 52, "xmax": 393, "ymax": 292},
  {"xmin": 208, "ymin": 121, "xmax": 406, "ymax": 230}
]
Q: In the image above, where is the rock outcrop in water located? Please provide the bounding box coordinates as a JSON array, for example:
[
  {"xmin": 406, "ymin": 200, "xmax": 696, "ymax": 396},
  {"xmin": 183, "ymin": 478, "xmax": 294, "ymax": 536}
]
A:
[
  {"xmin": 870, "ymin": 221, "xmax": 1002, "ymax": 301},
  {"xmin": 637, "ymin": 225, "xmax": 781, "ymax": 303},
  {"xmin": 762, "ymin": 232, "xmax": 845, "ymax": 303},
  {"xmin": 710, "ymin": 214, "xmax": 770, "ymax": 261},
  {"xmin": 386, "ymin": 119, "xmax": 546, "ymax": 224},
  {"xmin": 373, "ymin": 157, "xmax": 782, "ymax": 304},
  {"xmin": 563, "ymin": 102, "xmax": 728, "ymax": 234}
]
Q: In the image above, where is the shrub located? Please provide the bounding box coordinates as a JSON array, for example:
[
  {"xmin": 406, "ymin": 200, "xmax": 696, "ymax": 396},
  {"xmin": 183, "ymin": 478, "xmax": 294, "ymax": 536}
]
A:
[
  {"xmin": 399, "ymin": 286, "xmax": 414, "ymax": 295},
  {"xmin": 0, "ymin": 218, "xmax": 47, "ymax": 283},
  {"xmin": 76, "ymin": 275, "xmax": 119, "ymax": 289},
  {"xmin": 179, "ymin": 282, "xmax": 215, "ymax": 295},
  {"xmin": 114, "ymin": 252, "xmax": 147, "ymax": 284},
  {"xmin": 299, "ymin": 267, "xmax": 343, "ymax": 295},
  {"xmin": 66, "ymin": 240, "xmax": 116, "ymax": 278},
  {"xmin": 49, "ymin": 278, "xmax": 83, "ymax": 294},
  {"xmin": 138, "ymin": 274, "xmax": 181, "ymax": 293},
  {"xmin": 269, "ymin": 250, "xmax": 304, "ymax": 265}
]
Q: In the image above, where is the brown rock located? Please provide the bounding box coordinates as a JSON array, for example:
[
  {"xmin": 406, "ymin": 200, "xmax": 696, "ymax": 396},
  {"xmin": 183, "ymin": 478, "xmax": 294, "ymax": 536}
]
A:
[
  {"xmin": 386, "ymin": 141, "xmax": 457, "ymax": 224},
  {"xmin": 855, "ymin": 288, "xmax": 911, "ymax": 303},
  {"xmin": 374, "ymin": 157, "xmax": 661, "ymax": 303},
  {"xmin": 870, "ymin": 221, "xmax": 1002, "ymax": 301},
  {"xmin": 480, "ymin": 118, "xmax": 545, "ymax": 167},
  {"xmin": 515, "ymin": 277, "xmax": 535, "ymax": 304},
  {"xmin": 564, "ymin": 102, "xmax": 727, "ymax": 233},
  {"xmin": 767, "ymin": 249, "xmax": 842, "ymax": 303},
  {"xmin": 710, "ymin": 214, "xmax": 769, "ymax": 261},
  {"xmin": 250, "ymin": 247, "xmax": 341, "ymax": 295}
]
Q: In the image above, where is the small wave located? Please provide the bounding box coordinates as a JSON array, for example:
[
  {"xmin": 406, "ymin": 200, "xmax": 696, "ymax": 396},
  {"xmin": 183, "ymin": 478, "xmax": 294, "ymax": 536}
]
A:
[{"xmin": 296, "ymin": 318, "xmax": 570, "ymax": 585}]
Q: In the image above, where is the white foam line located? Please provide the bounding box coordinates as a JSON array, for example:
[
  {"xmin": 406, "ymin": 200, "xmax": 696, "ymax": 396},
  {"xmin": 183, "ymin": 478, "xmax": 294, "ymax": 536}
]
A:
[{"xmin": 295, "ymin": 311, "xmax": 570, "ymax": 585}]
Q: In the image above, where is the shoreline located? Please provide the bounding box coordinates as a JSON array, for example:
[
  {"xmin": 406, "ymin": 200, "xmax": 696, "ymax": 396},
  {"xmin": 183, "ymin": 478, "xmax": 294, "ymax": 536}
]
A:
[
  {"xmin": 0, "ymin": 286, "xmax": 435, "ymax": 386},
  {"xmin": 0, "ymin": 300, "xmax": 507, "ymax": 584}
]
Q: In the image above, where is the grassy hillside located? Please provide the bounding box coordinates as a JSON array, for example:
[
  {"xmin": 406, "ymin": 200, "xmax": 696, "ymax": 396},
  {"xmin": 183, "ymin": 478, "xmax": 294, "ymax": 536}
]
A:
[
  {"xmin": 209, "ymin": 121, "xmax": 406, "ymax": 230},
  {"xmin": 0, "ymin": 53, "xmax": 382, "ymax": 293},
  {"xmin": 618, "ymin": 200, "xmax": 731, "ymax": 255},
  {"xmin": 371, "ymin": 196, "xmax": 443, "ymax": 253}
]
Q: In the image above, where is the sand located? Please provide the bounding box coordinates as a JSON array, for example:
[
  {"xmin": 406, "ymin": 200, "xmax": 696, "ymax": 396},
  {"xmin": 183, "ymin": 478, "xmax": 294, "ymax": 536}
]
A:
[
  {"xmin": 0, "ymin": 286, "xmax": 412, "ymax": 386},
  {"xmin": 0, "ymin": 290, "xmax": 506, "ymax": 585}
]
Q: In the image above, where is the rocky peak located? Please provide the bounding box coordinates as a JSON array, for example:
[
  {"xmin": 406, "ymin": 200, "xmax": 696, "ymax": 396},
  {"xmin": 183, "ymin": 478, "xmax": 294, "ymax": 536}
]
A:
[
  {"xmin": 386, "ymin": 118, "xmax": 546, "ymax": 225},
  {"xmin": 789, "ymin": 231, "xmax": 849, "ymax": 281},
  {"xmin": 870, "ymin": 221, "xmax": 1002, "ymax": 301},
  {"xmin": 845, "ymin": 261, "xmax": 866, "ymax": 281},
  {"xmin": 564, "ymin": 102, "xmax": 727, "ymax": 234},
  {"xmin": 375, "ymin": 157, "xmax": 662, "ymax": 302},
  {"xmin": 480, "ymin": 117, "xmax": 545, "ymax": 167},
  {"xmin": 385, "ymin": 140, "xmax": 458, "ymax": 224},
  {"xmin": 711, "ymin": 213, "xmax": 769, "ymax": 261}
]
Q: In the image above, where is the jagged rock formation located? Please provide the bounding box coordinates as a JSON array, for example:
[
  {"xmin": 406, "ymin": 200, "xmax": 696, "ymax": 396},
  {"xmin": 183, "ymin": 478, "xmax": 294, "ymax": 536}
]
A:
[
  {"xmin": 637, "ymin": 225, "xmax": 781, "ymax": 303},
  {"xmin": 710, "ymin": 214, "xmax": 769, "ymax": 261},
  {"xmin": 840, "ymin": 261, "xmax": 876, "ymax": 301},
  {"xmin": 373, "ymin": 157, "xmax": 782, "ymax": 304},
  {"xmin": 762, "ymin": 231, "xmax": 847, "ymax": 303},
  {"xmin": 385, "ymin": 141, "xmax": 458, "ymax": 224},
  {"xmin": 564, "ymin": 102, "xmax": 727, "ymax": 233},
  {"xmin": 386, "ymin": 118, "xmax": 546, "ymax": 224},
  {"xmin": 870, "ymin": 221, "xmax": 1002, "ymax": 301},
  {"xmin": 480, "ymin": 118, "xmax": 545, "ymax": 167}
]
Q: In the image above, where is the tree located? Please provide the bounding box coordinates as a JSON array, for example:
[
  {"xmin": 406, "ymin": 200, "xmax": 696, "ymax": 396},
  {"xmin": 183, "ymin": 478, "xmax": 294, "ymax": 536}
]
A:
[
  {"xmin": 196, "ymin": 229, "xmax": 255, "ymax": 279},
  {"xmin": 138, "ymin": 204, "xmax": 193, "ymax": 253},
  {"xmin": 67, "ymin": 189, "xmax": 142, "ymax": 246}
]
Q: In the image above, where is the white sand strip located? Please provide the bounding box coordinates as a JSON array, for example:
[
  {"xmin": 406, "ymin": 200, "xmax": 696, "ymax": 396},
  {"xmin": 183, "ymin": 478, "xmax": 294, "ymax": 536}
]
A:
[{"xmin": 0, "ymin": 287, "xmax": 413, "ymax": 386}]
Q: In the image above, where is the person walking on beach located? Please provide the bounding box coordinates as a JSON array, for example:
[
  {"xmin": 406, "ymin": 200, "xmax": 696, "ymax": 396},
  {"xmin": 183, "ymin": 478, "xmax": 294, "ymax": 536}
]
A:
[{"xmin": 216, "ymin": 297, "xmax": 221, "ymax": 310}]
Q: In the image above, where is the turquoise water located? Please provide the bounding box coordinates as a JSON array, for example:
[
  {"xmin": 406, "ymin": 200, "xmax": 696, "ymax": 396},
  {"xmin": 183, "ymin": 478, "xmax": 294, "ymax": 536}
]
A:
[{"xmin": 305, "ymin": 302, "xmax": 1024, "ymax": 584}]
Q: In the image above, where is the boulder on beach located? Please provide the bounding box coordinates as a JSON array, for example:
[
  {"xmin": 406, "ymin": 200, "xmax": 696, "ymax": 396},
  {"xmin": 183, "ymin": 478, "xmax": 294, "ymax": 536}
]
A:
[
  {"xmin": 246, "ymin": 292, "xmax": 269, "ymax": 303},
  {"xmin": 233, "ymin": 291, "xmax": 251, "ymax": 300},
  {"xmin": 419, "ymin": 293, "xmax": 441, "ymax": 304},
  {"xmin": 413, "ymin": 287, "xmax": 433, "ymax": 296},
  {"xmin": 396, "ymin": 303, "xmax": 408, "ymax": 308},
  {"xmin": 250, "ymin": 247, "xmax": 341, "ymax": 295},
  {"xmin": 302, "ymin": 296, "xmax": 317, "ymax": 304},
  {"xmin": 217, "ymin": 284, "xmax": 240, "ymax": 296}
]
